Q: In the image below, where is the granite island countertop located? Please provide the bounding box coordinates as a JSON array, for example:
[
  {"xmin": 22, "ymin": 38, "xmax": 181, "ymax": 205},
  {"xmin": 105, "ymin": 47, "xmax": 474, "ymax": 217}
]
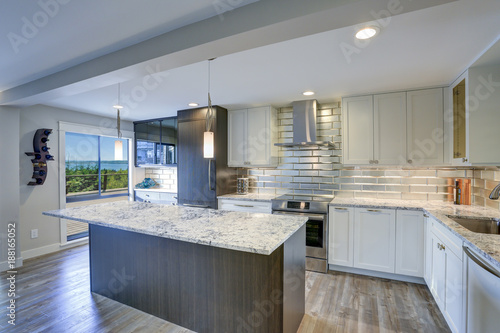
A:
[
  {"xmin": 330, "ymin": 198, "xmax": 500, "ymax": 270},
  {"xmin": 43, "ymin": 201, "xmax": 306, "ymax": 255}
]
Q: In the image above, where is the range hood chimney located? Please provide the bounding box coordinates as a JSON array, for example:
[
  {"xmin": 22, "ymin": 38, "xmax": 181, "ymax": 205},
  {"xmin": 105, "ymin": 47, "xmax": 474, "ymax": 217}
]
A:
[{"xmin": 275, "ymin": 100, "xmax": 335, "ymax": 147}]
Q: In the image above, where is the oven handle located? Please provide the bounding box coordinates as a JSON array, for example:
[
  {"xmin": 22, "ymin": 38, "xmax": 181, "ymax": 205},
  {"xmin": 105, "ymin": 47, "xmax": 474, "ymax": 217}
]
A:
[{"xmin": 272, "ymin": 211, "xmax": 325, "ymax": 220}]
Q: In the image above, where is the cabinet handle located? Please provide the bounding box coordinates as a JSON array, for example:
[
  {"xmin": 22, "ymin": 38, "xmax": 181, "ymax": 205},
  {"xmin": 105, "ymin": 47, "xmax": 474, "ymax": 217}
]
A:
[
  {"xmin": 423, "ymin": 214, "xmax": 429, "ymax": 218},
  {"xmin": 367, "ymin": 209, "xmax": 381, "ymax": 213},
  {"xmin": 234, "ymin": 204, "xmax": 254, "ymax": 208},
  {"xmin": 407, "ymin": 159, "xmax": 413, "ymax": 164},
  {"xmin": 437, "ymin": 243, "xmax": 446, "ymax": 251},
  {"xmin": 369, "ymin": 160, "xmax": 373, "ymax": 164},
  {"xmin": 374, "ymin": 160, "xmax": 379, "ymax": 164},
  {"xmin": 462, "ymin": 158, "xmax": 468, "ymax": 163},
  {"xmin": 335, "ymin": 207, "xmax": 348, "ymax": 210}
]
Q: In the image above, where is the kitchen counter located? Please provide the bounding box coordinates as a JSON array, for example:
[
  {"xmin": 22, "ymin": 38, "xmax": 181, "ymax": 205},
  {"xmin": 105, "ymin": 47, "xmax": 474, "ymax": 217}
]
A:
[
  {"xmin": 330, "ymin": 198, "xmax": 500, "ymax": 270},
  {"xmin": 43, "ymin": 201, "xmax": 306, "ymax": 332},
  {"xmin": 44, "ymin": 200, "xmax": 305, "ymax": 255},
  {"xmin": 217, "ymin": 192, "xmax": 275, "ymax": 202}
]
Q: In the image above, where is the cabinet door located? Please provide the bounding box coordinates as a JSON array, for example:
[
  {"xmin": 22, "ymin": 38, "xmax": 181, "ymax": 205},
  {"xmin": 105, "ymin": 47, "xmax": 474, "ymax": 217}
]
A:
[
  {"xmin": 424, "ymin": 215, "xmax": 432, "ymax": 285},
  {"xmin": 354, "ymin": 208, "xmax": 396, "ymax": 273},
  {"xmin": 395, "ymin": 210, "xmax": 424, "ymax": 277},
  {"xmin": 373, "ymin": 92, "xmax": 407, "ymax": 165},
  {"xmin": 342, "ymin": 96, "xmax": 373, "ymax": 165},
  {"xmin": 468, "ymin": 65, "xmax": 500, "ymax": 164},
  {"xmin": 227, "ymin": 109, "xmax": 247, "ymax": 167},
  {"xmin": 407, "ymin": 88, "xmax": 444, "ymax": 165},
  {"xmin": 429, "ymin": 232, "xmax": 446, "ymax": 310},
  {"xmin": 328, "ymin": 207, "xmax": 354, "ymax": 267},
  {"xmin": 247, "ymin": 107, "xmax": 271, "ymax": 167},
  {"xmin": 444, "ymin": 249, "xmax": 463, "ymax": 333}
]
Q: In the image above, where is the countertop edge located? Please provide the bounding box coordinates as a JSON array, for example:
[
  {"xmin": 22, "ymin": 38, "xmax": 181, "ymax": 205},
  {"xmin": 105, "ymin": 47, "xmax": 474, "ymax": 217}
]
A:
[{"xmin": 329, "ymin": 199, "xmax": 500, "ymax": 270}]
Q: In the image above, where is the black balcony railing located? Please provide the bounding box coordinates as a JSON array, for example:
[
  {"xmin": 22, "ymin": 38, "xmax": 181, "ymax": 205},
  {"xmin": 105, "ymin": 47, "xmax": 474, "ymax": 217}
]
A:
[{"xmin": 66, "ymin": 173, "xmax": 128, "ymax": 196}]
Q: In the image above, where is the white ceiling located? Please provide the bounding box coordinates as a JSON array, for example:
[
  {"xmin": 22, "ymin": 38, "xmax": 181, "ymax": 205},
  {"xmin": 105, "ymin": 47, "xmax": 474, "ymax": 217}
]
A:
[
  {"xmin": 0, "ymin": 0, "xmax": 257, "ymax": 90},
  {"xmin": 3, "ymin": 0, "xmax": 500, "ymax": 121}
]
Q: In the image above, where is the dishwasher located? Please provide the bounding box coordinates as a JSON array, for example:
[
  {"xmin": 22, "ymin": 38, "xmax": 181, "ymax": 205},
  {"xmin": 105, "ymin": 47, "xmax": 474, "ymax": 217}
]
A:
[{"xmin": 463, "ymin": 246, "xmax": 500, "ymax": 332}]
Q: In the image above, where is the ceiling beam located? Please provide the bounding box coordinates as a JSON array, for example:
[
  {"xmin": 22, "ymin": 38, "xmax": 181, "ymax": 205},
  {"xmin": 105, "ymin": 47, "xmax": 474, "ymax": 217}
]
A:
[{"xmin": 0, "ymin": 0, "xmax": 455, "ymax": 106}]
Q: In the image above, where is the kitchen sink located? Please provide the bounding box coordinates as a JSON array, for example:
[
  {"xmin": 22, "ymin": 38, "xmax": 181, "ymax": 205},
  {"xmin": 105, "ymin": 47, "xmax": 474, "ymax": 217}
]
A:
[{"xmin": 446, "ymin": 215, "xmax": 500, "ymax": 234}]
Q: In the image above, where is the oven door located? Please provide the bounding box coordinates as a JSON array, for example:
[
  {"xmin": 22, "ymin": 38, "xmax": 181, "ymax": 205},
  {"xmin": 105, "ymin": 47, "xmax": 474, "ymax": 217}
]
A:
[{"xmin": 272, "ymin": 211, "xmax": 327, "ymax": 259}]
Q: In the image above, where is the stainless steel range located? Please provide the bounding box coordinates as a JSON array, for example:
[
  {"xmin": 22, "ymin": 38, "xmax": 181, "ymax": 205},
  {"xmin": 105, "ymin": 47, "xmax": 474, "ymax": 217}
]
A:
[{"xmin": 271, "ymin": 198, "xmax": 328, "ymax": 273}]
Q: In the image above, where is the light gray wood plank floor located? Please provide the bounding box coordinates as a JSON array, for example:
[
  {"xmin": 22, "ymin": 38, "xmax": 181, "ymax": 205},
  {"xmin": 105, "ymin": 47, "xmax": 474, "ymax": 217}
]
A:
[{"xmin": 0, "ymin": 244, "xmax": 450, "ymax": 332}]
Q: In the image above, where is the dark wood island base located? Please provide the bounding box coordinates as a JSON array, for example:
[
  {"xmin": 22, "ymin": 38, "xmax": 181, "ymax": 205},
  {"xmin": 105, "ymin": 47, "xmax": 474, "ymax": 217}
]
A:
[{"xmin": 89, "ymin": 224, "xmax": 305, "ymax": 333}]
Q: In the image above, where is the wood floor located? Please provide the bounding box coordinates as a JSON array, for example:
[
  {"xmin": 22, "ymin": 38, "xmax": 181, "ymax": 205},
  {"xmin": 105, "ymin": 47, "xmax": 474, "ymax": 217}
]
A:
[{"xmin": 0, "ymin": 245, "xmax": 450, "ymax": 333}]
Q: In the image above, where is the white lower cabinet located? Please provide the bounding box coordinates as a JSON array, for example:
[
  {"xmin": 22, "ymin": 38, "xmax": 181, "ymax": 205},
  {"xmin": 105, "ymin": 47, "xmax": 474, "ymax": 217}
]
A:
[
  {"xmin": 428, "ymin": 216, "xmax": 464, "ymax": 333},
  {"xmin": 329, "ymin": 207, "xmax": 423, "ymax": 277},
  {"xmin": 395, "ymin": 210, "xmax": 424, "ymax": 277},
  {"xmin": 354, "ymin": 208, "xmax": 396, "ymax": 273},
  {"xmin": 328, "ymin": 207, "xmax": 354, "ymax": 267}
]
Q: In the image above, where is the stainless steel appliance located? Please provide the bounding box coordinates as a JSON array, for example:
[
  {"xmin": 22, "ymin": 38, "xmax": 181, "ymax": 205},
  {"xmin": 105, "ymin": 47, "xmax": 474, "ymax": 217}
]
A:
[
  {"xmin": 463, "ymin": 246, "xmax": 500, "ymax": 332},
  {"xmin": 272, "ymin": 198, "xmax": 328, "ymax": 273}
]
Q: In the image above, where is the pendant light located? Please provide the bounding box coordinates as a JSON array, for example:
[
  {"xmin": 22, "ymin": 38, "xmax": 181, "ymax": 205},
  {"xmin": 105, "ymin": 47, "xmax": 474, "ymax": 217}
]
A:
[
  {"xmin": 114, "ymin": 83, "xmax": 124, "ymax": 160},
  {"xmin": 204, "ymin": 59, "xmax": 215, "ymax": 159}
]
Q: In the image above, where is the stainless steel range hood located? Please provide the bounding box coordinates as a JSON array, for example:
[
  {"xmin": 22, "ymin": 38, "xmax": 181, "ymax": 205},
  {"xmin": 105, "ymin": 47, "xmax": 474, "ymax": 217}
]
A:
[{"xmin": 275, "ymin": 100, "xmax": 335, "ymax": 147}]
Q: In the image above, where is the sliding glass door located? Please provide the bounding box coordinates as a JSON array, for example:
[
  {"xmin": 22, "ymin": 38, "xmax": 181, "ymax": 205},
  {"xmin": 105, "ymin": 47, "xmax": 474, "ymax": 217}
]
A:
[{"xmin": 65, "ymin": 132, "xmax": 129, "ymax": 240}]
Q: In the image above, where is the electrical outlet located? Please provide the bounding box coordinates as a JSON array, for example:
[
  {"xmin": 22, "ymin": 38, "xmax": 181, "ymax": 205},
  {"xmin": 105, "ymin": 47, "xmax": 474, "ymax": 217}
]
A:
[{"xmin": 31, "ymin": 229, "xmax": 38, "ymax": 239}]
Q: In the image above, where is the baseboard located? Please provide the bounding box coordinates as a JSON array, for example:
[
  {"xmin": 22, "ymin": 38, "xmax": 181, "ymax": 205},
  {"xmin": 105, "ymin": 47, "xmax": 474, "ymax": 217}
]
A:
[
  {"xmin": 0, "ymin": 257, "xmax": 23, "ymax": 272},
  {"xmin": 21, "ymin": 238, "xmax": 89, "ymax": 262},
  {"xmin": 328, "ymin": 264, "xmax": 426, "ymax": 285}
]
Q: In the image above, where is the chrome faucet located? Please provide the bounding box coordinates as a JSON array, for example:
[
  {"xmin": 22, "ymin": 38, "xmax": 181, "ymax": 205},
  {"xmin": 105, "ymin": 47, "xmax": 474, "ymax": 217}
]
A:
[{"xmin": 489, "ymin": 183, "xmax": 500, "ymax": 200}]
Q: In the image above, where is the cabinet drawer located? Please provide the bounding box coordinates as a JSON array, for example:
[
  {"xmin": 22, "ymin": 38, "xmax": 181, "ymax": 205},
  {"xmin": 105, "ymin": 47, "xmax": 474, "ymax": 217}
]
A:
[
  {"xmin": 159, "ymin": 192, "xmax": 177, "ymax": 202},
  {"xmin": 135, "ymin": 191, "xmax": 160, "ymax": 202},
  {"xmin": 218, "ymin": 199, "xmax": 271, "ymax": 213},
  {"xmin": 431, "ymin": 217, "xmax": 463, "ymax": 259}
]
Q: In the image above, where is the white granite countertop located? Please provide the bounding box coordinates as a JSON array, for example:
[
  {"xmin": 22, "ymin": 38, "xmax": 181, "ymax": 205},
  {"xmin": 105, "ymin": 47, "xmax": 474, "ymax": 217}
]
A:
[
  {"xmin": 134, "ymin": 188, "xmax": 177, "ymax": 193},
  {"xmin": 218, "ymin": 193, "xmax": 276, "ymax": 202},
  {"xmin": 330, "ymin": 198, "xmax": 500, "ymax": 270},
  {"xmin": 43, "ymin": 201, "xmax": 306, "ymax": 255}
]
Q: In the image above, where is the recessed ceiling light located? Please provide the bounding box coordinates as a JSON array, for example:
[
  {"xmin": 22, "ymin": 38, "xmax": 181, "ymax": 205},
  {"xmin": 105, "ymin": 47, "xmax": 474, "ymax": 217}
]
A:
[
  {"xmin": 188, "ymin": 102, "xmax": 199, "ymax": 107},
  {"xmin": 303, "ymin": 91, "xmax": 315, "ymax": 96},
  {"xmin": 355, "ymin": 27, "xmax": 379, "ymax": 40},
  {"xmin": 113, "ymin": 104, "xmax": 124, "ymax": 109}
]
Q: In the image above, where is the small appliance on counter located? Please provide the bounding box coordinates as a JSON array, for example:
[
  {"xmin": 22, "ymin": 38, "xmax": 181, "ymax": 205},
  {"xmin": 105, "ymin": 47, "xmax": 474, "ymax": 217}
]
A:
[{"xmin": 236, "ymin": 178, "xmax": 249, "ymax": 195}]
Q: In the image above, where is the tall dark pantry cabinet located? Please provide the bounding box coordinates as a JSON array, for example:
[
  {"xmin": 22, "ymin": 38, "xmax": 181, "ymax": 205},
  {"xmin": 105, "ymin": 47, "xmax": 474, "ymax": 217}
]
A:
[{"xmin": 177, "ymin": 106, "xmax": 235, "ymax": 209}]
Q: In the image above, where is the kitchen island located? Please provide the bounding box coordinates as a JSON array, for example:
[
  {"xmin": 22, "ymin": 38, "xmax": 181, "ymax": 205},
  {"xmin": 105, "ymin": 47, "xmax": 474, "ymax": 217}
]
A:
[{"xmin": 43, "ymin": 201, "xmax": 306, "ymax": 333}]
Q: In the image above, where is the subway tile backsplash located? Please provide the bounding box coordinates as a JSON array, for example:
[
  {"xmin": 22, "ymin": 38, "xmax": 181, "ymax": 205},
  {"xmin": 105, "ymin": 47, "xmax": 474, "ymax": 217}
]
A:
[
  {"xmin": 243, "ymin": 104, "xmax": 500, "ymax": 210},
  {"xmin": 143, "ymin": 167, "xmax": 177, "ymax": 191}
]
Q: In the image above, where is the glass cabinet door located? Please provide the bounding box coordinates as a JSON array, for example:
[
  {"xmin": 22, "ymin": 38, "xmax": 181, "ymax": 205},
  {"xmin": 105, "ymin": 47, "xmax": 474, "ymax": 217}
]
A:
[
  {"xmin": 135, "ymin": 117, "xmax": 177, "ymax": 166},
  {"xmin": 135, "ymin": 120, "xmax": 161, "ymax": 165}
]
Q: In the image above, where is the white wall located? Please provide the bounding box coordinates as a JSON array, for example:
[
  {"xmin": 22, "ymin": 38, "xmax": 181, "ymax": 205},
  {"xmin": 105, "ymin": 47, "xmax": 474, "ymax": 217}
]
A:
[
  {"xmin": 0, "ymin": 107, "xmax": 21, "ymax": 270},
  {"xmin": 19, "ymin": 104, "xmax": 133, "ymax": 260}
]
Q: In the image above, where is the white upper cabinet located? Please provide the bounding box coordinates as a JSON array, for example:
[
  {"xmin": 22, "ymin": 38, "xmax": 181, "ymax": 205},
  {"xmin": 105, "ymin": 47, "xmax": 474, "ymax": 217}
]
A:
[
  {"xmin": 374, "ymin": 92, "xmax": 407, "ymax": 165},
  {"xmin": 407, "ymin": 88, "xmax": 444, "ymax": 166},
  {"xmin": 228, "ymin": 106, "xmax": 278, "ymax": 167},
  {"xmin": 468, "ymin": 64, "xmax": 500, "ymax": 164},
  {"xmin": 228, "ymin": 109, "xmax": 247, "ymax": 166},
  {"xmin": 342, "ymin": 96, "xmax": 373, "ymax": 165},
  {"xmin": 343, "ymin": 88, "xmax": 444, "ymax": 166}
]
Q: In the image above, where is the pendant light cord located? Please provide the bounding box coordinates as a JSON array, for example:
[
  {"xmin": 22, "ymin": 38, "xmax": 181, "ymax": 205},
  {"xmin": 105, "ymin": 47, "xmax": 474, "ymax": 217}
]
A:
[
  {"xmin": 206, "ymin": 59, "xmax": 214, "ymax": 132},
  {"xmin": 117, "ymin": 84, "xmax": 122, "ymax": 138}
]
